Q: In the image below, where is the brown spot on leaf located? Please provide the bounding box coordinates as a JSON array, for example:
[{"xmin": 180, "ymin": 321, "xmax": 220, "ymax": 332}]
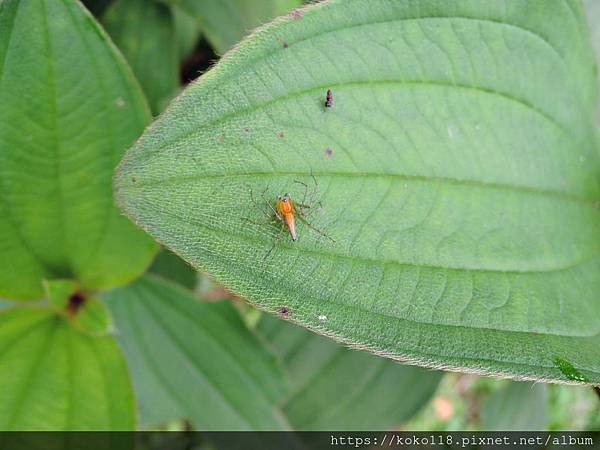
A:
[
  {"xmin": 278, "ymin": 132, "xmax": 284, "ymax": 139},
  {"xmin": 325, "ymin": 89, "xmax": 333, "ymax": 107},
  {"xmin": 66, "ymin": 291, "xmax": 86, "ymax": 316},
  {"xmin": 325, "ymin": 147, "xmax": 333, "ymax": 157},
  {"xmin": 278, "ymin": 306, "xmax": 289, "ymax": 316}
]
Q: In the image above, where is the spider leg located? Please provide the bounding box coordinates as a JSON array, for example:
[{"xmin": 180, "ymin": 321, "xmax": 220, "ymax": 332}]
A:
[
  {"xmin": 295, "ymin": 200, "xmax": 323, "ymax": 218},
  {"xmin": 247, "ymin": 184, "xmax": 272, "ymax": 219},
  {"xmin": 261, "ymin": 187, "xmax": 283, "ymax": 220},
  {"xmin": 293, "ymin": 179, "xmax": 309, "ymax": 206},
  {"xmin": 308, "ymin": 172, "xmax": 320, "ymax": 205},
  {"xmin": 263, "ymin": 222, "xmax": 287, "ymax": 259},
  {"xmin": 294, "ymin": 206, "xmax": 335, "ymax": 242}
]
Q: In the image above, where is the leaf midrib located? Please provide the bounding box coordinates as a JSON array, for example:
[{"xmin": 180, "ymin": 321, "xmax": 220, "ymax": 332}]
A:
[
  {"xmin": 133, "ymin": 79, "xmax": 580, "ymax": 164},
  {"xmin": 42, "ymin": 0, "xmax": 70, "ymax": 275},
  {"xmin": 63, "ymin": 0, "xmax": 116, "ymax": 275},
  {"xmin": 121, "ymin": 170, "xmax": 600, "ymax": 208}
]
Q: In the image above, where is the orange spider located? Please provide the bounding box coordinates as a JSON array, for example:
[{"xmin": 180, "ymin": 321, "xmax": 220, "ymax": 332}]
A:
[
  {"xmin": 246, "ymin": 176, "xmax": 334, "ymax": 258},
  {"xmin": 276, "ymin": 193, "xmax": 298, "ymax": 241}
]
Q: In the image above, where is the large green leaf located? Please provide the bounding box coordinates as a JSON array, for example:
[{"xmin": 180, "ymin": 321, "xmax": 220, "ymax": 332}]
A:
[
  {"xmin": 103, "ymin": 0, "xmax": 179, "ymax": 115},
  {"xmin": 258, "ymin": 315, "xmax": 442, "ymax": 430},
  {"xmin": 168, "ymin": 0, "xmax": 302, "ymax": 54},
  {"xmin": 0, "ymin": 0, "xmax": 156, "ymax": 300},
  {"xmin": 114, "ymin": 0, "xmax": 600, "ymax": 384},
  {"xmin": 0, "ymin": 307, "xmax": 134, "ymax": 430},
  {"xmin": 172, "ymin": 4, "xmax": 202, "ymax": 62},
  {"xmin": 103, "ymin": 275, "xmax": 288, "ymax": 430}
]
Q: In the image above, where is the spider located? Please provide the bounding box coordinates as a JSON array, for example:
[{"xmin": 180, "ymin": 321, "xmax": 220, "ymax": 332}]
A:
[{"xmin": 245, "ymin": 175, "xmax": 334, "ymax": 259}]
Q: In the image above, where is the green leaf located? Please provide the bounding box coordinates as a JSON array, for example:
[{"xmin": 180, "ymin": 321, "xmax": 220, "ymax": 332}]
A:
[
  {"xmin": 73, "ymin": 296, "xmax": 114, "ymax": 336},
  {"xmin": 0, "ymin": 0, "xmax": 157, "ymax": 300},
  {"xmin": 149, "ymin": 248, "xmax": 198, "ymax": 290},
  {"xmin": 103, "ymin": 275, "xmax": 288, "ymax": 430},
  {"xmin": 481, "ymin": 382, "xmax": 548, "ymax": 431},
  {"xmin": 0, "ymin": 307, "xmax": 134, "ymax": 430},
  {"xmin": 44, "ymin": 278, "xmax": 79, "ymax": 309},
  {"xmin": 170, "ymin": 0, "xmax": 303, "ymax": 54},
  {"xmin": 114, "ymin": 0, "xmax": 600, "ymax": 384},
  {"xmin": 172, "ymin": 5, "xmax": 202, "ymax": 62},
  {"xmin": 258, "ymin": 315, "xmax": 442, "ymax": 430},
  {"xmin": 548, "ymin": 384, "xmax": 600, "ymax": 430},
  {"xmin": 103, "ymin": 0, "xmax": 179, "ymax": 114}
]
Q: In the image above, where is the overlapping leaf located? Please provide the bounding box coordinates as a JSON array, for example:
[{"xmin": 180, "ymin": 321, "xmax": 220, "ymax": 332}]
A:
[
  {"xmin": 0, "ymin": 307, "xmax": 134, "ymax": 430},
  {"xmin": 168, "ymin": 0, "xmax": 302, "ymax": 54},
  {"xmin": 114, "ymin": 0, "xmax": 600, "ymax": 383},
  {"xmin": 0, "ymin": 0, "xmax": 156, "ymax": 300},
  {"xmin": 481, "ymin": 382, "xmax": 548, "ymax": 431},
  {"xmin": 258, "ymin": 315, "xmax": 442, "ymax": 430},
  {"xmin": 104, "ymin": 275, "xmax": 288, "ymax": 430},
  {"xmin": 103, "ymin": 0, "xmax": 179, "ymax": 114}
]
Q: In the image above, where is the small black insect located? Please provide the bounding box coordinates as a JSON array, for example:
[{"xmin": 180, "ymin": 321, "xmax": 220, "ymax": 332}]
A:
[{"xmin": 325, "ymin": 89, "xmax": 333, "ymax": 108}]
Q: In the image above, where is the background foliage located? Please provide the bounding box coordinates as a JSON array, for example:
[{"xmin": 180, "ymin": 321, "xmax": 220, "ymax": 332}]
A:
[{"xmin": 0, "ymin": 0, "xmax": 598, "ymax": 432}]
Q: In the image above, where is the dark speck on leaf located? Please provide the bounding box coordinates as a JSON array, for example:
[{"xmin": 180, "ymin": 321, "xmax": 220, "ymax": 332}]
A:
[
  {"xmin": 278, "ymin": 307, "xmax": 289, "ymax": 316},
  {"xmin": 278, "ymin": 132, "xmax": 284, "ymax": 139},
  {"xmin": 67, "ymin": 291, "xmax": 86, "ymax": 316},
  {"xmin": 289, "ymin": 9, "xmax": 303, "ymax": 19},
  {"xmin": 325, "ymin": 147, "xmax": 333, "ymax": 157},
  {"xmin": 131, "ymin": 176, "xmax": 136, "ymax": 183},
  {"xmin": 283, "ymin": 42, "xmax": 289, "ymax": 49},
  {"xmin": 244, "ymin": 128, "xmax": 250, "ymax": 133},
  {"xmin": 325, "ymin": 89, "xmax": 333, "ymax": 107}
]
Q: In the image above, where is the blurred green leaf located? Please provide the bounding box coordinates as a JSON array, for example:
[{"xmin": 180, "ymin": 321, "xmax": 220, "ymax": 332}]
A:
[
  {"xmin": 583, "ymin": 0, "xmax": 600, "ymax": 118},
  {"xmin": 172, "ymin": 5, "xmax": 202, "ymax": 62},
  {"xmin": 169, "ymin": 0, "xmax": 302, "ymax": 54},
  {"xmin": 103, "ymin": 275, "xmax": 288, "ymax": 430},
  {"xmin": 44, "ymin": 279, "xmax": 79, "ymax": 309},
  {"xmin": 481, "ymin": 382, "xmax": 548, "ymax": 431},
  {"xmin": 103, "ymin": 0, "xmax": 179, "ymax": 114},
  {"xmin": 548, "ymin": 383, "xmax": 600, "ymax": 430},
  {"xmin": 0, "ymin": 307, "xmax": 134, "ymax": 430},
  {"xmin": 73, "ymin": 296, "xmax": 114, "ymax": 336},
  {"xmin": 114, "ymin": 0, "xmax": 600, "ymax": 384},
  {"xmin": 258, "ymin": 315, "xmax": 442, "ymax": 430},
  {"xmin": 0, "ymin": 0, "xmax": 156, "ymax": 300},
  {"xmin": 149, "ymin": 248, "xmax": 197, "ymax": 290}
]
